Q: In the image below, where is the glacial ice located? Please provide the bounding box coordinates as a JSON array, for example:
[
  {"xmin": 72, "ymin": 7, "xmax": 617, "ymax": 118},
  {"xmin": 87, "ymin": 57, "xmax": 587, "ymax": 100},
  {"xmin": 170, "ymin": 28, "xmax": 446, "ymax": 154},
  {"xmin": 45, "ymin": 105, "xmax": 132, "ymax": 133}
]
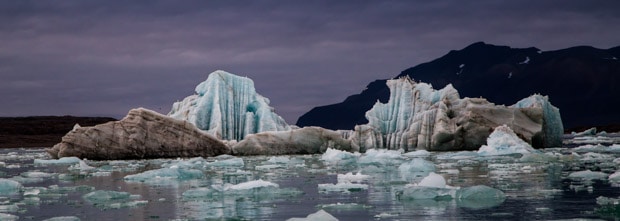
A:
[
  {"xmin": 456, "ymin": 185, "xmax": 506, "ymax": 199},
  {"xmin": 321, "ymin": 148, "xmax": 360, "ymax": 166},
  {"xmin": 48, "ymin": 108, "xmax": 230, "ymax": 160},
  {"xmin": 82, "ymin": 190, "xmax": 147, "ymax": 209},
  {"xmin": 417, "ymin": 172, "xmax": 446, "ymax": 188},
  {"xmin": 0, "ymin": 179, "xmax": 22, "ymax": 195},
  {"xmin": 182, "ymin": 180, "xmax": 301, "ymax": 199},
  {"xmin": 34, "ymin": 157, "xmax": 81, "ymax": 165},
  {"xmin": 478, "ymin": 125, "xmax": 539, "ymax": 156},
  {"xmin": 358, "ymin": 149, "xmax": 404, "ymax": 166},
  {"xmin": 232, "ymin": 127, "xmax": 356, "ymax": 155},
  {"xmin": 351, "ymin": 76, "xmax": 563, "ymax": 152},
  {"xmin": 42, "ymin": 216, "xmax": 81, "ymax": 221},
  {"xmin": 568, "ymin": 170, "xmax": 608, "ymax": 180},
  {"xmin": 286, "ymin": 210, "xmax": 339, "ymax": 221},
  {"xmin": 337, "ymin": 172, "xmax": 370, "ymax": 183},
  {"xmin": 124, "ymin": 167, "xmax": 205, "ymax": 183},
  {"xmin": 169, "ymin": 70, "xmax": 291, "ymax": 141},
  {"xmin": 0, "ymin": 213, "xmax": 18, "ymax": 221}
]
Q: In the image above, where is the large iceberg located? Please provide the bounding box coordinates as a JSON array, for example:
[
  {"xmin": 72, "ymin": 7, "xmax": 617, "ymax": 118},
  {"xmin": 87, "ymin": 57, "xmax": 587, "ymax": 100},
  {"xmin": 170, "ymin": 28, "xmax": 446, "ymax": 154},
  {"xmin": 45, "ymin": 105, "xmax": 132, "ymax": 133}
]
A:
[
  {"xmin": 47, "ymin": 108, "xmax": 230, "ymax": 160},
  {"xmin": 169, "ymin": 70, "xmax": 291, "ymax": 141},
  {"xmin": 232, "ymin": 127, "xmax": 356, "ymax": 155},
  {"xmin": 350, "ymin": 76, "xmax": 563, "ymax": 151}
]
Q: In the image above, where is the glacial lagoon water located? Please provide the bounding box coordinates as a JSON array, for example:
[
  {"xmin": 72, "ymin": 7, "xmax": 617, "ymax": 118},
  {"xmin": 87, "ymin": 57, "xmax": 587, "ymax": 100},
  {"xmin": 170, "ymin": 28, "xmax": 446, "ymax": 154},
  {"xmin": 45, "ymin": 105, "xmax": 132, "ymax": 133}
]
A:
[{"xmin": 1, "ymin": 134, "xmax": 620, "ymax": 220}]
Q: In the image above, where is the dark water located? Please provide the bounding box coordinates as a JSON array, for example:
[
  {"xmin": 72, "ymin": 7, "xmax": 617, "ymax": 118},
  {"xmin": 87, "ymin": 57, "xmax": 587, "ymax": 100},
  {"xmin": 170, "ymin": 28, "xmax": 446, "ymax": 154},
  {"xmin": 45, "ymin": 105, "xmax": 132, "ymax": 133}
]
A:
[{"xmin": 1, "ymin": 136, "xmax": 620, "ymax": 220}]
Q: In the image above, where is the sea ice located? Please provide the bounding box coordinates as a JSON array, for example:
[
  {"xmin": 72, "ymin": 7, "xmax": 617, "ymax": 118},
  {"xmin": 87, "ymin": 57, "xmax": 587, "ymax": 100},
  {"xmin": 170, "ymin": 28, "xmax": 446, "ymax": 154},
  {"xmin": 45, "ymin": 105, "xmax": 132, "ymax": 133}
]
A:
[
  {"xmin": 478, "ymin": 125, "xmax": 539, "ymax": 156},
  {"xmin": 228, "ymin": 179, "xmax": 278, "ymax": 190},
  {"xmin": 402, "ymin": 149, "xmax": 431, "ymax": 157},
  {"xmin": 286, "ymin": 210, "xmax": 338, "ymax": 221}
]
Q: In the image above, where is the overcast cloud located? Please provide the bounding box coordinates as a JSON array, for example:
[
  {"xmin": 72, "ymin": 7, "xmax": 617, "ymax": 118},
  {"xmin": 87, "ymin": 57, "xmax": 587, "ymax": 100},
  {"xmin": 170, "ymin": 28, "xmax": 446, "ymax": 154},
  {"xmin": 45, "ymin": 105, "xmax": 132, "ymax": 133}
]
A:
[{"xmin": 1, "ymin": 0, "xmax": 619, "ymax": 123}]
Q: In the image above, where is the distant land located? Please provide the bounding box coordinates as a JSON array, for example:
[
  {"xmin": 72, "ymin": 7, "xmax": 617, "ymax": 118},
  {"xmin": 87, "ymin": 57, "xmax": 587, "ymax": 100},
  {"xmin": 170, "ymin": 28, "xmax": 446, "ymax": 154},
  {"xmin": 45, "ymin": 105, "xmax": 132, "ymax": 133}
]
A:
[
  {"xmin": 0, "ymin": 116, "xmax": 116, "ymax": 148},
  {"xmin": 297, "ymin": 42, "xmax": 620, "ymax": 132}
]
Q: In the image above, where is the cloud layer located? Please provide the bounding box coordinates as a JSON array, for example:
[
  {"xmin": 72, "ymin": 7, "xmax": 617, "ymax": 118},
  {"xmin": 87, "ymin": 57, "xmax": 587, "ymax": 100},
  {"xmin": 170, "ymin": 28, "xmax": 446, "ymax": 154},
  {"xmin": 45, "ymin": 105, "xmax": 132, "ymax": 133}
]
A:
[{"xmin": 1, "ymin": 1, "xmax": 619, "ymax": 123}]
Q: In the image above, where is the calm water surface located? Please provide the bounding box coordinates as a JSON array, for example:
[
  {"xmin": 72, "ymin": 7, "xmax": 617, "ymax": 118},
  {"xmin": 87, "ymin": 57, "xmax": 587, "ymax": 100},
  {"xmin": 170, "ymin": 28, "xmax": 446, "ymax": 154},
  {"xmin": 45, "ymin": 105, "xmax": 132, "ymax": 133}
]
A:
[{"xmin": 1, "ymin": 135, "xmax": 620, "ymax": 220}]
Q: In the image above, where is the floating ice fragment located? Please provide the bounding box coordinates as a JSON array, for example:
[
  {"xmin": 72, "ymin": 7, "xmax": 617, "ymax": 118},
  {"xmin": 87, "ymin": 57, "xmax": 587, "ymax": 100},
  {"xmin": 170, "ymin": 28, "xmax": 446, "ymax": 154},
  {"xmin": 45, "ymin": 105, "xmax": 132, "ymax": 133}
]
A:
[
  {"xmin": 417, "ymin": 172, "xmax": 446, "ymax": 188},
  {"xmin": 337, "ymin": 172, "xmax": 370, "ymax": 183},
  {"xmin": 317, "ymin": 202, "xmax": 371, "ymax": 210},
  {"xmin": 286, "ymin": 209, "xmax": 338, "ymax": 221},
  {"xmin": 568, "ymin": 170, "xmax": 608, "ymax": 180},
  {"xmin": 478, "ymin": 125, "xmax": 538, "ymax": 156},
  {"xmin": 399, "ymin": 159, "xmax": 436, "ymax": 174},
  {"xmin": 228, "ymin": 179, "xmax": 278, "ymax": 190},
  {"xmin": 374, "ymin": 212, "xmax": 399, "ymax": 218},
  {"xmin": 182, "ymin": 187, "xmax": 219, "ymax": 199},
  {"xmin": 0, "ymin": 179, "xmax": 22, "ymax": 195},
  {"xmin": 208, "ymin": 157, "xmax": 244, "ymax": 167},
  {"xmin": 457, "ymin": 185, "xmax": 505, "ymax": 199},
  {"xmin": 400, "ymin": 186, "xmax": 455, "ymax": 200},
  {"xmin": 402, "ymin": 149, "xmax": 431, "ymax": 157},
  {"xmin": 0, "ymin": 213, "xmax": 18, "ymax": 221},
  {"xmin": 34, "ymin": 157, "xmax": 81, "ymax": 165},
  {"xmin": 608, "ymin": 171, "xmax": 620, "ymax": 183},
  {"xmin": 358, "ymin": 149, "xmax": 403, "ymax": 165},
  {"xmin": 124, "ymin": 168, "xmax": 205, "ymax": 183},
  {"xmin": 457, "ymin": 185, "xmax": 506, "ymax": 209},
  {"xmin": 321, "ymin": 148, "xmax": 359, "ymax": 165},
  {"xmin": 82, "ymin": 190, "xmax": 146, "ymax": 209},
  {"xmin": 42, "ymin": 216, "xmax": 81, "ymax": 221},
  {"xmin": 318, "ymin": 183, "xmax": 369, "ymax": 193}
]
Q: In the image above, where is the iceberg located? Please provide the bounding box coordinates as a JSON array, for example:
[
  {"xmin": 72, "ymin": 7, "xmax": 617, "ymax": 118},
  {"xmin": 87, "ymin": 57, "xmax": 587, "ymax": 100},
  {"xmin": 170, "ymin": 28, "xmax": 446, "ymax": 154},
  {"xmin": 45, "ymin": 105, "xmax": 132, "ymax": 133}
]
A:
[
  {"xmin": 232, "ymin": 127, "xmax": 356, "ymax": 155},
  {"xmin": 34, "ymin": 157, "xmax": 81, "ymax": 165},
  {"xmin": 568, "ymin": 170, "xmax": 608, "ymax": 180},
  {"xmin": 47, "ymin": 108, "xmax": 230, "ymax": 160},
  {"xmin": 169, "ymin": 70, "xmax": 291, "ymax": 141},
  {"xmin": 321, "ymin": 148, "xmax": 360, "ymax": 166},
  {"xmin": 478, "ymin": 125, "xmax": 539, "ymax": 156},
  {"xmin": 42, "ymin": 216, "xmax": 81, "ymax": 221},
  {"xmin": 350, "ymin": 76, "xmax": 563, "ymax": 151}
]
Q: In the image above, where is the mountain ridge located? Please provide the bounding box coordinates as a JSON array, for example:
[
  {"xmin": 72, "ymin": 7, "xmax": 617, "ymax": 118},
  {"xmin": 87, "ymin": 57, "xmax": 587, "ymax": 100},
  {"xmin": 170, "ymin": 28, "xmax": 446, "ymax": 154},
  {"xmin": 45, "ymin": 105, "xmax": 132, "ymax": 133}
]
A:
[{"xmin": 297, "ymin": 42, "xmax": 620, "ymax": 131}]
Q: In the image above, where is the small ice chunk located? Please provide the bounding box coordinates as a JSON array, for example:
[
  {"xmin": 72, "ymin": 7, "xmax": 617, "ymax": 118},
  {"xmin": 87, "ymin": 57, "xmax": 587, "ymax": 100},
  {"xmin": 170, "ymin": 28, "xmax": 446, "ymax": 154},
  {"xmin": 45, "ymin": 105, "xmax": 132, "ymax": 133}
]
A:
[
  {"xmin": 208, "ymin": 157, "xmax": 244, "ymax": 167},
  {"xmin": 124, "ymin": 168, "xmax": 205, "ymax": 182},
  {"xmin": 20, "ymin": 172, "xmax": 55, "ymax": 178},
  {"xmin": 402, "ymin": 149, "xmax": 431, "ymax": 157},
  {"xmin": 286, "ymin": 210, "xmax": 338, "ymax": 221},
  {"xmin": 0, "ymin": 213, "xmax": 18, "ymax": 221},
  {"xmin": 318, "ymin": 183, "xmax": 369, "ymax": 193},
  {"xmin": 228, "ymin": 179, "xmax": 278, "ymax": 190},
  {"xmin": 417, "ymin": 172, "xmax": 446, "ymax": 188},
  {"xmin": 42, "ymin": 216, "xmax": 81, "ymax": 221},
  {"xmin": 0, "ymin": 179, "xmax": 22, "ymax": 195},
  {"xmin": 609, "ymin": 171, "xmax": 620, "ymax": 182},
  {"xmin": 400, "ymin": 186, "xmax": 455, "ymax": 200},
  {"xmin": 321, "ymin": 148, "xmax": 359, "ymax": 165},
  {"xmin": 399, "ymin": 159, "xmax": 436, "ymax": 173},
  {"xmin": 358, "ymin": 149, "xmax": 403, "ymax": 165},
  {"xmin": 82, "ymin": 190, "xmax": 146, "ymax": 209},
  {"xmin": 317, "ymin": 202, "xmax": 371, "ymax": 210},
  {"xmin": 568, "ymin": 170, "xmax": 608, "ymax": 180},
  {"xmin": 337, "ymin": 172, "xmax": 370, "ymax": 183},
  {"xmin": 267, "ymin": 156, "xmax": 291, "ymax": 164},
  {"xmin": 34, "ymin": 157, "xmax": 81, "ymax": 165},
  {"xmin": 597, "ymin": 196, "xmax": 620, "ymax": 205},
  {"xmin": 478, "ymin": 125, "xmax": 538, "ymax": 156},
  {"xmin": 457, "ymin": 185, "xmax": 505, "ymax": 199},
  {"xmin": 374, "ymin": 212, "xmax": 399, "ymax": 218},
  {"xmin": 572, "ymin": 127, "xmax": 597, "ymax": 136}
]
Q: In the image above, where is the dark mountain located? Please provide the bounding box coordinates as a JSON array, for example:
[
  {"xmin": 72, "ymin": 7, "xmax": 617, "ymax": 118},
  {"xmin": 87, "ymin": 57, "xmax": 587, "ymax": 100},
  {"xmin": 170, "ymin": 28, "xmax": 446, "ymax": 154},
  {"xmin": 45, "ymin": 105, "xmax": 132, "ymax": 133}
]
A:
[
  {"xmin": 297, "ymin": 42, "xmax": 620, "ymax": 131},
  {"xmin": 0, "ymin": 116, "xmax": 116, "ymax": 148}
]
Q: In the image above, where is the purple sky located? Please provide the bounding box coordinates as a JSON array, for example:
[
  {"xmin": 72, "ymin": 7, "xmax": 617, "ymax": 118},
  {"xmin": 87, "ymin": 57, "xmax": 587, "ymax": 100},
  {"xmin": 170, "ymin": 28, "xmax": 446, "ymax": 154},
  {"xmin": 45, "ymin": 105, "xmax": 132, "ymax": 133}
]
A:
[{"xmin": 1, "ymin": 1, "xmax": 619, "ymax": 124}]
